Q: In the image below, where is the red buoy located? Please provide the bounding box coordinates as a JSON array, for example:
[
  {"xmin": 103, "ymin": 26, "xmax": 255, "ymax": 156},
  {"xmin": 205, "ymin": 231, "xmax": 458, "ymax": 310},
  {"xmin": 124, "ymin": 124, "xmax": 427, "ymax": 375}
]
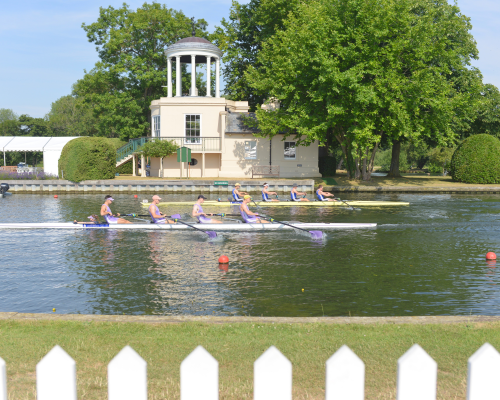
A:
[
  {"xmin": 54, "ymin": 195, "xmax": 58, "ymax": 198},
  {"xmin": 218, "ymin": 255, "xmax": 229, "ymax": 264},
  {"xmin": 486, "ymin": 252, "xmax": 497, "ymax": 260},
  {"xmin": 134, "ymin": 195, "xmax": 138, "ymax": 198}
]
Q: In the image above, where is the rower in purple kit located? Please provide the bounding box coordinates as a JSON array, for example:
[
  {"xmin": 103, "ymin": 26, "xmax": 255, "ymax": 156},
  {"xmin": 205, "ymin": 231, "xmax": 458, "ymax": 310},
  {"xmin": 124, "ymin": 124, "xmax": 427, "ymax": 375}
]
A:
[
  {"xmin": 240, "ymin": 195, "xmax": 270, "ymax": 223},
  {"xmin": 149, "ymin": 195, "xmax": 175, "ymax": 224},
  {"xmin": 192, "ymin": 195, "xmax": 222, "ymax": 224},
  {"xmin": 262, "ymin": 183, "xmax": 279, "ymax": 202},
  {"xmin": 232, "ymin": 183, "xmax": 247, "ymax": 202},
  {"xmin": 316, "ymin": 185, "xmax": 338, "ymax": 201},
  {"xmin": 100, "ymin": 195, "xmax": 131, "ymax": 224}
]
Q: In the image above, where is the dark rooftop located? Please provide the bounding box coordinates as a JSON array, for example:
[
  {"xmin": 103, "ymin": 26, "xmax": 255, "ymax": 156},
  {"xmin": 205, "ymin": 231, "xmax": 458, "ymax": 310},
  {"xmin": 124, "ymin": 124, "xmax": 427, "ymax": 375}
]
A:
[
  {"xmin": 225, "ymin": 112, "xmax": 260, "ymax": 134},
  {"xmin": 176, "ymin": 37, "xmax": 212, "ymax": 44}
]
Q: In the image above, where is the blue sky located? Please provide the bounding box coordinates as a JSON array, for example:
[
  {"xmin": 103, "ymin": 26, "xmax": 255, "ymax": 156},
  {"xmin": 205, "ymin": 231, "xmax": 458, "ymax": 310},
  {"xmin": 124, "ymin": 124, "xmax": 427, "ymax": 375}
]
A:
[{"xmin": 0, "ymin": 0, "xmax": 498, "ymax": 118}]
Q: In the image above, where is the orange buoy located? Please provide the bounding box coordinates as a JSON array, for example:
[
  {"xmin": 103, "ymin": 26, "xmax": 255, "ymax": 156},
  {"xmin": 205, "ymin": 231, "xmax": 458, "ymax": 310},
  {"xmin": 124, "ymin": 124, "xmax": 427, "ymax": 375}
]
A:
[
  {"xmin": 486, "ymin": 252, "xmax": 497, "ymax": 260},
  {"xmin": 134, "ymin": 195, "xmax": 138, "ymax": 198},
  {"xmin": 218, "ymin": 255, "xmax": 229, "ymax": 264},
  {"xmin": 54, "ymin": 195, "xmax": 58, "ymax": 198}
]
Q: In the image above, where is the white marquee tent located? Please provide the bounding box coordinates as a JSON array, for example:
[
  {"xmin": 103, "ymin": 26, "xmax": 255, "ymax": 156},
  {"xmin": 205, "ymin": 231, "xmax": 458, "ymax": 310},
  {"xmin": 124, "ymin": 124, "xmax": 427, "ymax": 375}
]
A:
[{"xmin": 1, "ymin": 136, "xmax": 80, "ymax": 176}]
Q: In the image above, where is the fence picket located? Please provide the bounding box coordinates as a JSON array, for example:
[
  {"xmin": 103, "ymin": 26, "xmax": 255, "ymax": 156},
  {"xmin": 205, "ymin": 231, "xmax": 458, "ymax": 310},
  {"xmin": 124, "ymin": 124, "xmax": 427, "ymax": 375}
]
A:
[
  {"xmin": 467, "ymin": 342, "xmax": 500, "ymax": 399},
  {"xmin": 325, "ymin": 345, "xmax": 364, "ymax": 400},
  {"xmin": 36, "ymin": 345, "xmax": 77, "ymax": 400},
  {"xmin": 181, "ymin": 345, "xmax": 218, "ymax": 400},
  {"xmin": 0, "ymin": 357, "xmax": 6, "ymax": 400},
  {"xmin": 254, "ymin": 346, "xmax": 292, "ymax": 400},
  {"xmin": 108, "ymin": 345, "xmax": 147, "ymax": 400},
  {"xmin": 397, "ymin": 344, "xmax": 437, "ymax": 400}
]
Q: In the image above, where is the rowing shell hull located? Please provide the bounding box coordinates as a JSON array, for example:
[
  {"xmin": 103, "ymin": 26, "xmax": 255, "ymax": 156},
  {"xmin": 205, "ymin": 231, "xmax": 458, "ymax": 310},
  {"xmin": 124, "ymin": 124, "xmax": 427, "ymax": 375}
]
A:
[
  {"xmin": 141, "ymin": 200, "xmax": 409, "ymax": 207},
  {"xmin": 0, "ymin": 222, "xmax": 377, "ymax": 231}
]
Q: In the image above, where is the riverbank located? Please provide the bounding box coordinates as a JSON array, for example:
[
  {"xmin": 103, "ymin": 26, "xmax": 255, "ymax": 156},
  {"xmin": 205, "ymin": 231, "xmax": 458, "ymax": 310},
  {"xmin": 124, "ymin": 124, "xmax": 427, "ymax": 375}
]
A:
[
  {"xmin": 320, "ymin": 173, "xmax": 500, "ymax": 193},
  {"xmin": 1, "ymin": 317, "xmax": 498, "ymax": 399}
]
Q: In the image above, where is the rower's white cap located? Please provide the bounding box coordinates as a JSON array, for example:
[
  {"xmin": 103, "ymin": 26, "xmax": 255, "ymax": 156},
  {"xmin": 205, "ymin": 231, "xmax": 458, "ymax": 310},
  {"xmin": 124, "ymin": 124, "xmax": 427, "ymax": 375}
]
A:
[
  {"xmin": 263, "ymin": 183, "xmax": 269, "ymax": 187},
  {"xmin": 152, "ymin": 195, "xmax": 162, "ymax": 200}
]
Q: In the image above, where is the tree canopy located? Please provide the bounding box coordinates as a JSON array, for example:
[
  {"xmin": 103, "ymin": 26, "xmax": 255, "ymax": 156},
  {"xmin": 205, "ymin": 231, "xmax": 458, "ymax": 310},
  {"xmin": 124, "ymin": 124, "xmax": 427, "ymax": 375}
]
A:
[
  {"xmin": 244, "ymin": 0, "xmax": 481, "ymax": 179},
  {"xmin": 73, "ymin": 3, "xmax": 209, "ymax": 140}
]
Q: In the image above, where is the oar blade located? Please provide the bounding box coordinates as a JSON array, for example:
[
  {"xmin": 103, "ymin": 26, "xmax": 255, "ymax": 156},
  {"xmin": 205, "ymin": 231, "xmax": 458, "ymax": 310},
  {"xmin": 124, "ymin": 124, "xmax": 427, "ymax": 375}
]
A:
[
  {"xmin": 170, "ymin": 214, "xmax": 181, "ymax": 219},
  {"xmin": 206, "ymin": 231, "xmax": 218, "ymax": 239},
  {"xmin": 309, "ymin": 230, "xmax": 324, "ymax": 239}
]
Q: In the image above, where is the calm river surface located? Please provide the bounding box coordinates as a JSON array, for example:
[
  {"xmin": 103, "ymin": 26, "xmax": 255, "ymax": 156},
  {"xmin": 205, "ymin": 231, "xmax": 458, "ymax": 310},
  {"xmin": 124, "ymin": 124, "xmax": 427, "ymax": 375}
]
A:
[{"xmin": 1, "ymin": 192, "xmax": 500, "ymax": 316}]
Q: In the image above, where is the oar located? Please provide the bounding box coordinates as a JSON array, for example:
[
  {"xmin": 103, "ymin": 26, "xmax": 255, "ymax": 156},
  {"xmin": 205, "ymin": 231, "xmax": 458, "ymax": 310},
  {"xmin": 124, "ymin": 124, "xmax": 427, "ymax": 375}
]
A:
[
  {"xmin": 124, "ymin": 213, "xmax": 185, "ymax": 218},
  {"xmin": 173, "ymin": 216, "xmax": 217, "ymax": 239},
  {"xmin": 259, "ymin": 216, "xmax": 324, "ymax": 239},
  {"xmin": 333, "ymin": 198, "xmax": 360, "ymax": 211}
]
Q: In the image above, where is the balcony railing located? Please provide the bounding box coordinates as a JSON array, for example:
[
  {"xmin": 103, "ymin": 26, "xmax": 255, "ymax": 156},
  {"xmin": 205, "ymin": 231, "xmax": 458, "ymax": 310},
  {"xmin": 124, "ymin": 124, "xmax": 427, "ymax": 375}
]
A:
[{"xmin": 116, "ymin": 137, "xmax": 221, "ymax": 163}]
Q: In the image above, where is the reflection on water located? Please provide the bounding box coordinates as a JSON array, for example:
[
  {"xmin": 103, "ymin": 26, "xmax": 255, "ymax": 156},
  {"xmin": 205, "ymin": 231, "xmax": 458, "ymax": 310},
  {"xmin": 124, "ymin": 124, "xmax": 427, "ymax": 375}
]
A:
[{"xmin": 2, "ymin": 193, "xmax": 500, "ymax": 316}]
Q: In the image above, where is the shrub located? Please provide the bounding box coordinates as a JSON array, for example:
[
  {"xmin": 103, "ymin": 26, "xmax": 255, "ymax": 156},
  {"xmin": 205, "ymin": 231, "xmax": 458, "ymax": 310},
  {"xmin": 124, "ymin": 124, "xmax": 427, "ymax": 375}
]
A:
[
  {"xmin": 0, "ymin": 171, "xmax": 58, "ymax": 180},
  {"xmin": 318, "ymin": 155, "xmax": 336, "ymax": 176},
  {"xmin": 450, "ymin": 134, "xmax": 500, "ymax": 184},
  {"xmin": 426, "ymin": 147, "xmax": 455, "ymax": 174},
  {"xmin": 59, "ymin": 137, "xmax": 116, "ymax": 182},
  {"xmin": 116, "ymin": 159, "xmax": 133, "ymax": 175}
]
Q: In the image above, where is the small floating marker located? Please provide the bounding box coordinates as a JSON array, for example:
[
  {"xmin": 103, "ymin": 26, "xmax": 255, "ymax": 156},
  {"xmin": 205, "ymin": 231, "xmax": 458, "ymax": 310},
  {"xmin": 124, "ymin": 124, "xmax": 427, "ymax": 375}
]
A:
[
  {"xmin": 302, "ymin": 288, "xmax": 304, "ymax": 292},
  {"xmin": 218, "ymin": 255, "xmax": 229, "ymax": 264},
  {"xmin": 52, "ymin": 308, "xmax": 56, "ymax": 312},
  {"xmin": 486, "ymin": 252, "xmax": 497, "ymax": 260},
  {"xmin": 54, "ymin": 195, "xmax": 58, "ymax": 198},
  {"xmin": 134, "ymin": 195, "xmax": 138, "ymax": 198}
]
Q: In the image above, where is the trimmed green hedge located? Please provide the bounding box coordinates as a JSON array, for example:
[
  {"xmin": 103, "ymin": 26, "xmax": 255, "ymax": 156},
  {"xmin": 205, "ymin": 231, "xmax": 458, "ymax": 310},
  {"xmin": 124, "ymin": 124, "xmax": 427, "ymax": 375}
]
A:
[
  {"xmin": 318, "ymin": 156, "xmax": 336, "ymax": 176},
  {"xmin": 116, "ymin": 159, "xmax": 133, "ymax": 175},
  {"xmin": 59, "ymin": 137, "xmax": 116, "ymax": 182},
  {"xmin": 450, "ymin": 134, "xmax": 500, "ymax": 184}
]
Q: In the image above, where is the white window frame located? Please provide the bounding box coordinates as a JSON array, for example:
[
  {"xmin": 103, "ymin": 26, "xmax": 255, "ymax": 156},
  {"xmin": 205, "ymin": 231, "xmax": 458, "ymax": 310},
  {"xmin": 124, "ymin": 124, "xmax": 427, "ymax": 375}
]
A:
[
  {"xmin": 152, "ymin": 115, "xmax": 160, "ymax": 137},
  {"xmin": 284, "ymin": 141, "xmax": 296, "ymax": 160},
  {"xmin": 184, "ymin": 114, "xmax": 202, "ymax": 144},
  {"xmin": 244, "ymin": 140, "xmax": 257, "ymax": 160}
]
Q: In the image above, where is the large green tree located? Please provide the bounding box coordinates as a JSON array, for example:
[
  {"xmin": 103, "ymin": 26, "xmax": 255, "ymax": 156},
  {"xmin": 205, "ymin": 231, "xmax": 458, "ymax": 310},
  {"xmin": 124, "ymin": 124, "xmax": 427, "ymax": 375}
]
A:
[
  {"xmin": 464, "ymin": 83, "xmax": 500, "ymax": 138},
  {"xmin": 212, "ymin": 0, "xmax": 301, "ymax": 110},
  {"xmin": 46, "ymin": 95, "xmax": 98, "ymax": 137},
  {"xmin": 74, "ymin": 3, "xmax": 209, "ymax": 140},
  {"xmin": 245, "ymin": 0, "xmax": 480, "ymax": 180}
]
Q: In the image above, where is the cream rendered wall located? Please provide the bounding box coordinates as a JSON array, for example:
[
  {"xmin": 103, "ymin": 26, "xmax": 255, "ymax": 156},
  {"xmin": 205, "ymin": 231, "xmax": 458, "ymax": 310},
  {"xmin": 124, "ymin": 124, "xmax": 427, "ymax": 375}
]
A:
[{"xmin": 219, "ymin": 134, "xmax": 321, "ymax": 178}]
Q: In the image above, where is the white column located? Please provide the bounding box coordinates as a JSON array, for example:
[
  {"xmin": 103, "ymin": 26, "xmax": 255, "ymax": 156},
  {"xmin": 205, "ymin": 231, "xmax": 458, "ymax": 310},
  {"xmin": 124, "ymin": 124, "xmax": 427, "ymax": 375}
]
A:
[
  {"xmin": 167, "ymin": 57, "xmax": 172, "ymax": 97},
  {"xmin": 215, "ymin": 57, "xmax": 220, "ymax": 98},
  {"xmin": 141, "ymin": 154, "xmax": 146, "ymax": 177},
  {"xmin": 176, "ymin": 56, "xmax": 181, "ymax": 97},
  {"xmin": 206, "ymin": 56, "xmax": 211, "ymax": 97},
  {"xmin": 132, "ymin": 154, "xmax": 136, "ymax": 176},
  {"xmin": 191, "ymin": 55, "xmax": 196, "ymax": 96},
  {"xmin": 202, "ymin": 153, "xmax": 205, "ymax": 177}
]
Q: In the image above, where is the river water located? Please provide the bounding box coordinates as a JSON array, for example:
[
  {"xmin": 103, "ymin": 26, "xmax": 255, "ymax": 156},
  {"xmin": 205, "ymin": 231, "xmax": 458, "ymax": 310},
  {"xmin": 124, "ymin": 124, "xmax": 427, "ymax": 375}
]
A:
[{"xmin": 1, "ymin": 192, "xmax": 500, "ymax": 317}]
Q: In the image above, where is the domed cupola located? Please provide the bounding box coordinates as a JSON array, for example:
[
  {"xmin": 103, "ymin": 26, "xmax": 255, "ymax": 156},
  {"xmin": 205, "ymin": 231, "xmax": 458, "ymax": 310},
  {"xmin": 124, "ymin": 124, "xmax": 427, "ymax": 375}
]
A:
[{"xmin": 165, "ymin": 28, "xmax": 222, "ymax": 98}]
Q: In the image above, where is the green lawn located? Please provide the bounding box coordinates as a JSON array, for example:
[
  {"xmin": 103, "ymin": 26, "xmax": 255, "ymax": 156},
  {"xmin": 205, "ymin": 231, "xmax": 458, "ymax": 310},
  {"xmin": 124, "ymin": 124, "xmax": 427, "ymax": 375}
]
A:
[{"xmin": 1, "ymin": 320, "xmax": 497, "ymax": 399}]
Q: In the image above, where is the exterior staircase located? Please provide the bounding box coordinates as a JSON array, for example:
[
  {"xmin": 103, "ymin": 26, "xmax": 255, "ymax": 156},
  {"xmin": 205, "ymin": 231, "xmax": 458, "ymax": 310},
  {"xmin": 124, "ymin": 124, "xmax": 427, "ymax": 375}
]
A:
[{"xmin": 115, "ymin": 138, "xmax": 148, "ymax": 167}]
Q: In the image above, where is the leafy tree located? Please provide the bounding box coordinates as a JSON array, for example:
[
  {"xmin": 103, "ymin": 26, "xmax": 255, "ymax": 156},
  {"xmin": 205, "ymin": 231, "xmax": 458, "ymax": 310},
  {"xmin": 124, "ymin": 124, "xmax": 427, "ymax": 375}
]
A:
[
  {"xmin": 0, "ymin": 120, "xmax": 19, "ymax": 136},
  {"xmin": 211, "ymin": 0, "xmax": 301, "ymax": 110},
  {"xmin": 74, "ymin": 3, "xmax": 209, "ymax": 140},
  {"xmin": 139, "ymin": 139, "xmax": 178, "ymax": 177},
  {"xmin": 465, "ymin": 83, "xmax": 500, "ymax": 138},
  {"xmin": 18, "ymin": 115, "xmax": 52, "ymax": 137},
  {"xmin": 0, "ymin": 109, "xmax": 18, "ymax": 124},
  {"xmin": 47, "ymin": 95, "xmax": 97, "ymax": 137},
  {"xmin": 245, "ymin": 0, "xmax": 480, "ymax": 180}
]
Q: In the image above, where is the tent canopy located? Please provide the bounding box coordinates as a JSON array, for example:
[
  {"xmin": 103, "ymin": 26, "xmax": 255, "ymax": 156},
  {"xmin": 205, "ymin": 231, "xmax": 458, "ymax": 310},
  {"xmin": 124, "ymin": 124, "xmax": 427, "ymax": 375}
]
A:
[{"xmin": 1, "ymin": 136, "xmax": 79, "ymax": 152}]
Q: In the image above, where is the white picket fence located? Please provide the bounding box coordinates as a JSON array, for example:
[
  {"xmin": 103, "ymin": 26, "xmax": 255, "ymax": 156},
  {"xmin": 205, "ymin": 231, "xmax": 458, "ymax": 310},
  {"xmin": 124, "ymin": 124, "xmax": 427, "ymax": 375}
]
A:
[{"xmin": 0, "ymin": 342, "xmax": 499, "ymax": 399}]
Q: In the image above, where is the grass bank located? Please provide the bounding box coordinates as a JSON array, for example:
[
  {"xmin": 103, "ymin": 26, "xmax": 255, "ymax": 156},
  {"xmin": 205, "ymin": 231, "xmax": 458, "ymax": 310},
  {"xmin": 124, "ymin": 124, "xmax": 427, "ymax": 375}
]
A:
[{"xmin": 2, "ymin": 320, "xmax": 499, "ymax": 399}]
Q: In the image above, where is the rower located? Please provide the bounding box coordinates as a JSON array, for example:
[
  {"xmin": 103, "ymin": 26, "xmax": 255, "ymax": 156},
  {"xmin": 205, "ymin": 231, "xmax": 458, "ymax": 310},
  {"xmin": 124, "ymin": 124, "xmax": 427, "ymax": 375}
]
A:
[
  {"xmin": 100, "ymin": 195, "xmax": 132, "ymax": 224},
  {"xmin": 316, "ymin": 185, "xmax": 338, "ymax": 201},
  {"xmin": 73, "ymin": 215, "xmax": 100, "ymax": 224},
  {"xmin": 291, "ymin": 183, "xmax": 310, "ymax": 202},
  {"xmin": 192, "ymin": 195, "xmax": 222, "ymax": 224},
  {"xmin": 232, "ymin": 183, "xmax": 247, "ymax": 202},
  {"xmin": 149, "ymin": 195, "xmax": 174, "ymax": 224},
  {"xmin": 262, "ymin": 183, "xmax": 279, "ymax": 202},
  {"xmin": 240, "ymin": 195, "xmax": 270, "ymax": 223}
]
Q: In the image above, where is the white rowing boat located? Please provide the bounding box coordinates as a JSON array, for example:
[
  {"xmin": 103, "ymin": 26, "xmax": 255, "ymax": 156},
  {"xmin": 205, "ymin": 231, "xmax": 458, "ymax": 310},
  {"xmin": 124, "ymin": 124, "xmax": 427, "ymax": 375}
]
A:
[
  {"xmin": 0, "ymin": 222, "xmax": 376, "ymax": 231},
  {"xmin": 141, "ymin": 200, "xmax": 409, "ymax": 207}
]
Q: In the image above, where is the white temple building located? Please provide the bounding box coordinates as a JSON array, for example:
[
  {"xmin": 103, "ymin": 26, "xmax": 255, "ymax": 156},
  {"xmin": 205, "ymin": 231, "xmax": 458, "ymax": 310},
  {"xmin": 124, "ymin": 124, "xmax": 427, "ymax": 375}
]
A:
[{"xmin": 147, "ymin": 34, "xmax": 321, "ymax": 178}]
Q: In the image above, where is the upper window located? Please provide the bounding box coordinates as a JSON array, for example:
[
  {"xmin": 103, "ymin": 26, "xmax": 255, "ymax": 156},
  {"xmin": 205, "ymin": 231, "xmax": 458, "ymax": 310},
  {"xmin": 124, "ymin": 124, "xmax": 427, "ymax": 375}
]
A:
[
  {"xmin": 152, "ymin": 115, "xmax": 160, "ymax": 137},
  {"xmin": 245, "ymin": 141, "xmax": 257, "ymax": 160},
  {"xmin": 185, "ymin": 115, "xmax": 201, "ymax": 144},
  {"xmin": 284, "ymin": 142, "xmax": 296, "ymax": 159}
]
